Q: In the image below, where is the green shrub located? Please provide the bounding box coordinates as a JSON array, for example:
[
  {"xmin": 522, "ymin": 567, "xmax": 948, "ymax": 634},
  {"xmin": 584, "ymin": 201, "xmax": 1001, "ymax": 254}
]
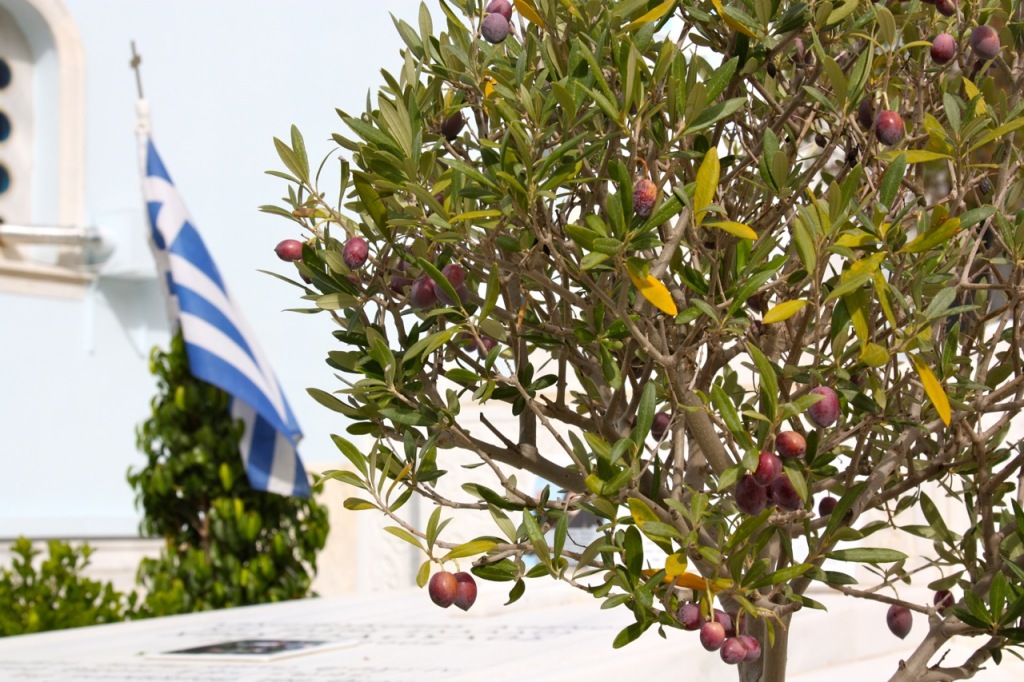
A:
[
  {"xmin": 0, "ymin": 537, "xmax": 133, "ymax": 636},
  {"xmin": 128, "ymin": 333, "xmax": 329, "ymax": 616}
]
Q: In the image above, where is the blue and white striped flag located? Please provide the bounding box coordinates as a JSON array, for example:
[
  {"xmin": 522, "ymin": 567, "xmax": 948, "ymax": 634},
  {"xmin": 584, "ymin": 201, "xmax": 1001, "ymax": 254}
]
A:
[{"xmin": 139, "ymin": 122, "xmax": 310, "ymax": 497}]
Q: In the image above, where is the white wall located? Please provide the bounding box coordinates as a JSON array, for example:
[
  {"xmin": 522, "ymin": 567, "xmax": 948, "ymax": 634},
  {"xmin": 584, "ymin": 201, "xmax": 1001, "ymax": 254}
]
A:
[{"xmin": 0, "ymin": 0, "xmax": 438, "ymax": 539}]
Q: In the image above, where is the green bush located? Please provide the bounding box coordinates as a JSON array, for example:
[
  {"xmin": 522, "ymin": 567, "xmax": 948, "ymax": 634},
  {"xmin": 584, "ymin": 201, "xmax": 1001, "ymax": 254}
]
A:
[
  {"xmin": 0, "ymin": 537, "xmax": 133, "ymax": 636},
  {"xmin": 128, "ymin": 332, "xmax": 329, "ymax": 616}
]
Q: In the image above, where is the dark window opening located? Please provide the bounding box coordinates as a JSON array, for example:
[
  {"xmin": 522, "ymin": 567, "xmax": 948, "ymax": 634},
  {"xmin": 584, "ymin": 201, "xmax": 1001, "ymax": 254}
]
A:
[
  {"xmin": 0, "ymin": 163, "xmax": 9, "ymax": 194},
  {"xmin": 0, "ymin": 58, "xmax": 10, "ymax": 89},
  {"xmin": 0, "ymin": 111, "xmax": 10, "ymax": 141}
]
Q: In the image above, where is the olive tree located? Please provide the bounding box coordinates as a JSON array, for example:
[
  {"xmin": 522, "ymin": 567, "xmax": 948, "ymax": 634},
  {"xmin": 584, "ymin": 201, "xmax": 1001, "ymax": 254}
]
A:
[{"xmin": 264, "ymin": 0, "xmax": 1024, "ymax": 678}]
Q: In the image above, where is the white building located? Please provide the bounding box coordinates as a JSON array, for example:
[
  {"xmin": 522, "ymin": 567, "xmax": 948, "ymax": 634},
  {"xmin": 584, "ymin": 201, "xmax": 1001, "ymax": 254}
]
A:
[{"xmin": 0, "ymin": 0, "xmax": 440, "ymax": 593}]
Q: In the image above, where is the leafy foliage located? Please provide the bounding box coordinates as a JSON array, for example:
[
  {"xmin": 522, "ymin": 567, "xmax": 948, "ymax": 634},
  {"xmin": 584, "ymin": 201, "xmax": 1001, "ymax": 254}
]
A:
[
  {"xmin": 0, "ymin": 537, "xmax": 133, "ymax": 636},
  {"xmin": 266, "ymin": 0, "xmax": 1024, "ymax": 679},
  {"xmin": 128, "ymin": 333, "xmax": 329, "ymax": 616}
]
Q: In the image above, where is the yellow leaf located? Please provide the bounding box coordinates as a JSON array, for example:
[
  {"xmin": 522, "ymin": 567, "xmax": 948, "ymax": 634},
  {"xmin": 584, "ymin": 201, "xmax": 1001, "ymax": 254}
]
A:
[
  {"xmin": 628, "ymin": 498, "xmax": 659, "ymax": 526},
  {"xmin": 694, "ymin": 147, "xmax": 720, "ymax": 227},
  {"xmin": 558, "ymin": 0, "xmax": 584, "ymax": 20},
  {"xmin": 673, "ymin": 573, "xmax": 709, "ymax": 591},
  {"xmin": 623, "ymin": 0, "xmax": 675, "ymax": 31},
  {"xmin": 963, "ymin": 77, "xmax": 987, "ymax": 116},
  {"xmin": 844, "ymin": 289, "xmax": 869, "ymax": 344},
  {"xmin": 642, "ymin": 569, "xmax": 712, "ymax": 591},
  {"xmin": 706, "ymin": 220, "xmax": 757, "ymax": 240},
  {"xmin": 665, "ymin": 553, "xmax": 689, "ymax": 578},
  {"xmin": 874, "ymin": 272, "xmax": 897, "ymax": 329},
  {"xmin": 763, "ymin": 299, "xmax": 808, "ymax": 324},
  {"xmin": 628, "ymin": 269, "xmax": 678, "ymax": 316},
  {"xmin": 909, "ymin": 355, "xmax": 952, "ymax": 426},
  {"xmin": 860, "ymin": 342, "xmax": 890, "ymax": 367},
  {"xmin": 848, "ymin": 251, "xmax": 885, "ymax": 278},
  {"xmin": 709, "ymin": 0, "xmax": 757, "ymax": 38},
  {"xmin": 514, "ymin": 0, "xmax": 547, "ymax": 28},
  {"xmin": 836, "ymin": 230, "xmax": 879, "ymax": 248},
  {"xmin": 901, "ymin": 217, "xmax": 961, "ymax": 254},
  {"xmin": 483, "ymin": 74, "xmax": 496, "ymax": 98}
]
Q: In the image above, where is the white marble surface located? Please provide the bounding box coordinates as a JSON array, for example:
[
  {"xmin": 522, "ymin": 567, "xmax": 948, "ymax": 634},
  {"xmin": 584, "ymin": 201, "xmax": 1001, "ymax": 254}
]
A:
[{"xmin": 1, "ymin": 581, "xmax": 1022, "ymax": 681}]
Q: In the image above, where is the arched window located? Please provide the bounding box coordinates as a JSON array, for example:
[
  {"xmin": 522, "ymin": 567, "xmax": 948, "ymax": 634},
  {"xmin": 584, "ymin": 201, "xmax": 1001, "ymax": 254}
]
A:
[
  {"xmin": 0, "ymin": 0, "xmax": 88, "ymax": 295},
  {"xmin": 0, "ymin": 3, "xmax": 33, "ymax": 226}
]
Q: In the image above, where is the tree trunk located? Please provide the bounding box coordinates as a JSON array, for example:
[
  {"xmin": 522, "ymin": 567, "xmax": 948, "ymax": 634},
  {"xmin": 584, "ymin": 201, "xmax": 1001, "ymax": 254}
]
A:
[{"xmin": 739, "ymin": 613, "xmax": 790, "ymax": 682}]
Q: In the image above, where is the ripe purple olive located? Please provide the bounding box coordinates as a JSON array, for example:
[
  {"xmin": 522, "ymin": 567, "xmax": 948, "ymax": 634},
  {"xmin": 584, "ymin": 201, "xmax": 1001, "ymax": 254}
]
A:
[
  {"xmin": 700, "ymin": 621, "xmax": 726, "ymax": 651},
  {"xmin": 442, "ymin": 262, "xmax": 466, "ymax": 289},
  {"xmin": 818, "ymin": 496, "xmax": 838, "ymax": 517},
  {"xmin": 462, "ymin": 333, "xmax": 498, "ymax": 356},
  {"xmin": 930, "ymin": 33, "xmax": 956, "ymax": 64},
  {"xmin": 389, "ymin": 275, "xmax": 413, "ymax": 295},
  {"xmin": 735, "ymin": 474, "xmax": 768, "ymax": 515},
  {"xmin": 410, "ymin": 276, "xmax": 438, "ymax": 309},
  {"xmin": 720, "ymin": 637, "xmax": 748, "ymax": 664},
  {"xmin": 753, "ymin": 452, "xmax": 783, "ymax": 487},
  {"xmin": 633, "ymin": 177, "xmax": 657, "ymax": 218},
  {"xmin": 486, "ymin": 0, "xmax": 513, "ymax": 20},
  {"xmin": 342, "ymin": 236, "xmax": 369, "ymax": 270},
  {"xmin": 970, "ymin": 25, "xmax": 1001, "ymax": 61},
  {"xmin": 437, "ymin": 263, "xmax": 468, "ymax": 306},
  {"xmin": 274, "ymin": 239, "xmax": 303, "ymax": 262},
  {"xmin": 934, "ymin": 590, "xmax": 955, "ymax": 611},
  {"xmin": 477, "ymin": 335, "xmax": 497, "ymax": 355},
  {"xmin": 714, "ymin": 609, "xmax": 736, "ymax": 637},
  {"xmin": 887, "ymin": 604, "xmax": 913, "ymax": 639},
  {"xmin": 875, "ymin": 110, "xmax": 906, "ymax": 147},
  {"xmin": 441, "ymin": 112, "xmax": 466, "ymax": 141},
  {"xmin": 651, "ymin": 411, "xmax": 671, "ymax": 441},
  {"xmin": 678, "ymin": 603, "xmax": 704, "ymax": 630},
  {"xmin": 775, "ymin": 431, "xmax": 807, "ymax": 459},
  {"xmin": 807, "ymin": 386, "xmax": 840, "ymax": 428},
  {"xmin": 453, "ymin": 572, "xmax": 477, "ymax": 611},
  {"xmin": 738, "ymin": 634, "xmax": 762, "ymax": 661},
  {"xmin": 429, "ymin": 571, "xmax": 458, "ymax": 608},
  {"xmin": 857, "ymin": 98, "xmax": 875, "ymax": 130},
  {"xmin": 481, "ymin": 12, "xmax": 510, "ymax": 44},
  {"xmin": 934, "ymin": 0, "xmax": 955, "ymax": 16},
  {"xmin": 771, "ymin": 473, "xmax": 802, "ymax": 511}
]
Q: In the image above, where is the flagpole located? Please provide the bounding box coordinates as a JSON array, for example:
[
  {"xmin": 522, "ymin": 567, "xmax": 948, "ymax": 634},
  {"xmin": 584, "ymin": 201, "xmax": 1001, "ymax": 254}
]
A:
[
  {"xmin": 130, "ymin": 42, "xmax": 152, "ymax": 137},
  {"xmin": 131, "ymin": 42, "xmax": 174, "ymax": 328},
  {"xmin": 130, "ymin": 51, "xmax": 308, "ymax": 496},
  {"xmin": 129, "ymin": 41, "xmax": 144, "ymax": 100}
]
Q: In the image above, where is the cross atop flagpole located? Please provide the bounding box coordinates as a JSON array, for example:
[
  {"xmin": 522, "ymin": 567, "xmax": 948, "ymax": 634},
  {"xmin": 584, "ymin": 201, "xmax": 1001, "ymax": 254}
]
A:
[
  {"xmin": 130, "ymin": 41, "xmax": 144, "ymax": 100},
  {"xmin": 132, "ymin": 44, "xmax": 310, "ymax": 497}
]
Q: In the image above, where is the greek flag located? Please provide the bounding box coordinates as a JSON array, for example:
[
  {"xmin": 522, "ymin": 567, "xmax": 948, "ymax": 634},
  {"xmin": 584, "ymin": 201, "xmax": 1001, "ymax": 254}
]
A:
[{"xmin": 140, "ymin": 129, "xmax": 310, "ymax": 497}]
